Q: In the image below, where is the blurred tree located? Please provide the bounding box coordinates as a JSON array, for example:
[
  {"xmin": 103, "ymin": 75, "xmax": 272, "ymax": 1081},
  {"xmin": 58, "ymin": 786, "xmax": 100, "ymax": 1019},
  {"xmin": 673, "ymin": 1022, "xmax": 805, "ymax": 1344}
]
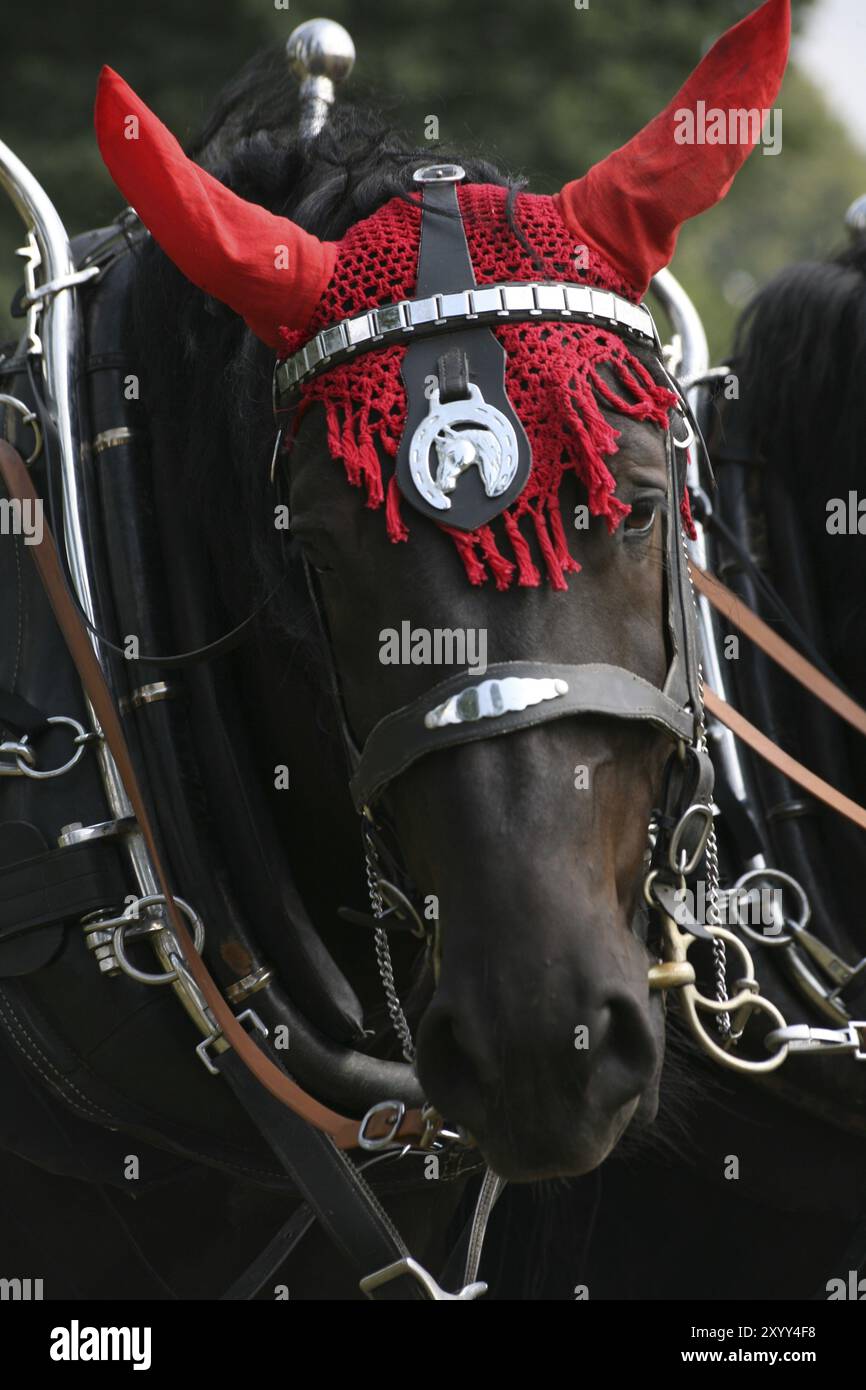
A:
[{"xmin": 0, "ymin": 0, "xmax": 862, "ymax": 358}]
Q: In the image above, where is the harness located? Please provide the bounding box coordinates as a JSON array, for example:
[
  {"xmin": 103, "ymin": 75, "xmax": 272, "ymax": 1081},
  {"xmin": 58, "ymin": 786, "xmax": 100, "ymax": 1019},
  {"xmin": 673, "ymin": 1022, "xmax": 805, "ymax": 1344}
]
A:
[{"xmin": 2, "ymin": 13, "xmax": 866, "ymax": 1302}]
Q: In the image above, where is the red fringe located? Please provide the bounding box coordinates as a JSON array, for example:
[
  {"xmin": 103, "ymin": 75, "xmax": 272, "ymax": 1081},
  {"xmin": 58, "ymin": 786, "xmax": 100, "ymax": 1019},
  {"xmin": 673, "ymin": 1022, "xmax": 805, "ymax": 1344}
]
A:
[
  {"xmin": 385, "ymin": 474, "xmax": 409, "ymax": 542},
  {"xmin": 290, "ymin": 325, "xmax": 684, "ymax": 590}
]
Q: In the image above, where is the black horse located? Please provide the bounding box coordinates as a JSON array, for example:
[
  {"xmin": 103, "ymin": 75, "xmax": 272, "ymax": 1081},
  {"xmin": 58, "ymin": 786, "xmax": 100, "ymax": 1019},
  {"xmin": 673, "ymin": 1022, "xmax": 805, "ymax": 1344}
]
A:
[{"xmin": 1, "ymin": 16, "xmax": 864, "ymax": 1299}]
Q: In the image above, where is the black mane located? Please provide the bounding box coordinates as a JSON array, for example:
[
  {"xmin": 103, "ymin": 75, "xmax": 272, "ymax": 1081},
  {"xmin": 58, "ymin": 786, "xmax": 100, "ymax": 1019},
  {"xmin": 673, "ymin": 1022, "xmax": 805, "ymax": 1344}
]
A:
[{"xmin": 731, "ymin": 234, "xmax": 866, "ymax": 693}]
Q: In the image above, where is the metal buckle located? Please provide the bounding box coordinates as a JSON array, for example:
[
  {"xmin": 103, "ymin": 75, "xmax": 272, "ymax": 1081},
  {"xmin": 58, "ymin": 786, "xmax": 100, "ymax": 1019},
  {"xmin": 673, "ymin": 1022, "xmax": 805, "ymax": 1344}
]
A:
[
  {"xmin": 196, "ymin": 1008, "xmax": 268, "ymax": 1076},
  {"xmin": 763, "ymin": 1022, "xmax": 866, "ymax": 1058},
  {"xmin": 359, "ymin": 1256, "xmax": 486, "ymax": 1300},
  {"xmin": 358, "ymin": 1099, "xmax": 406, "ymax": 1151},
  {"xmin": 412, "ymin": 163, "xmax": 466, "ymax": 184}
]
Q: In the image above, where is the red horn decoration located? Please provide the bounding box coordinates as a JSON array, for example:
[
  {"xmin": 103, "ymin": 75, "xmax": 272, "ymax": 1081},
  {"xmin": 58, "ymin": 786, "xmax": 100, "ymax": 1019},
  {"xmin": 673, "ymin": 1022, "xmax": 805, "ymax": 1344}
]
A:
[
  {"xmin": 95, "ymin": 66, "xmax": 336, "ymax": 346},
  {"xmin": 556, "ymin": 0, "xmax": 791, "ymax": 296}
]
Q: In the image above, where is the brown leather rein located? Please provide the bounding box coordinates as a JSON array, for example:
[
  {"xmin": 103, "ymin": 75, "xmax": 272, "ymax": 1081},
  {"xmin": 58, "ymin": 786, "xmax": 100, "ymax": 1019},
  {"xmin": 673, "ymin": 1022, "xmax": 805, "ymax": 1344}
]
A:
[
  {"xmin": 691, "ymin": 565, "xmax": 866, "ymax": 832},
  {"xmin": 3, "ymin": 435, "xmax": 866, "ymax": 1145}
]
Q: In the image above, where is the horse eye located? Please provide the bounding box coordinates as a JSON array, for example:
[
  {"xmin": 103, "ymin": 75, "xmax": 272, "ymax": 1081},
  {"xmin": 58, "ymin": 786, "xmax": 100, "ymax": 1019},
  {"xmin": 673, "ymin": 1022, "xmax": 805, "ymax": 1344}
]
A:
[{"xmin": 624, "ymin": 500, "xmax": 658, "ymax": 535}]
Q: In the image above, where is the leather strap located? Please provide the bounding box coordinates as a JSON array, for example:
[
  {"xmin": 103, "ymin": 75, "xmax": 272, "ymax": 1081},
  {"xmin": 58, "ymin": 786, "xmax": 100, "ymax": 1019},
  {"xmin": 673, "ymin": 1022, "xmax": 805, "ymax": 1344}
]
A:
[
  {"xmin": 0, "ymin": 440, "xmax": 426, "ymax": 1149},
  {"xmin": 351, "ymin": 660, "xmax": 697, "ymax": 811},
  {"xmin": 0, "ymin": 688, "xmax": 50, "ymax": 737},
  {"xmin": 692, "ymin": 564, "xmax": 866, "ymax": 739},
  {"xmin": 216, "ymin": 1050, "xmax": 427, "ymax": 1300},
  {"xmin": 394, "ymin": 176, "xmax": 532, "ymax": 530},
  {"xmin": 414, "ymin": 178, "xmax": 474, "ymax": 297},
  {"xmin": 0, "ymin": 839, "xmax": 126, "ymax": 943},
  {"xmin": 219, "ymin": 1201, "xmax": 315, "ymax": 1300},
  {"xmin": 703, "ymin": 686, "xmax": 866, "ymax": 832}
]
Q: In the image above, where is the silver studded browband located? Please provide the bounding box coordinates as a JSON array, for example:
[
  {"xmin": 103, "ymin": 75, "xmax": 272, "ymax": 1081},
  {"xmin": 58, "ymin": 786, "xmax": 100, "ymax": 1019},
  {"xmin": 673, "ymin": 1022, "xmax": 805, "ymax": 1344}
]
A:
[{"xmin": 274, "ymin": 282, "xmax": 660, "ymax": 402}]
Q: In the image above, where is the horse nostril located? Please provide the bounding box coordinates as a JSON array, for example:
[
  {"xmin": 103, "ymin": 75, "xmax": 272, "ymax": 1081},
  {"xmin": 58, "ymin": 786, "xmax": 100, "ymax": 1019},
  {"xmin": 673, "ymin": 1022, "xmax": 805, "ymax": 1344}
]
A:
[
  {"xmin": 588, "ymin": 994, "xmax": 658, "ymax": 1109},
  {"xmin": 415, "ymin": 1001, "xmax": 498, "ymax": 1128}
]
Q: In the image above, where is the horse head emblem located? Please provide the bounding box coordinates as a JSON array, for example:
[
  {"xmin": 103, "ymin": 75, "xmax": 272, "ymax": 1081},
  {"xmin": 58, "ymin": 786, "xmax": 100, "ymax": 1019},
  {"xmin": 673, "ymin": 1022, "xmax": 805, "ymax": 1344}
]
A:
[{"xmin": 408, "ymin": 382, "xmax": 519, "ymax": 513}]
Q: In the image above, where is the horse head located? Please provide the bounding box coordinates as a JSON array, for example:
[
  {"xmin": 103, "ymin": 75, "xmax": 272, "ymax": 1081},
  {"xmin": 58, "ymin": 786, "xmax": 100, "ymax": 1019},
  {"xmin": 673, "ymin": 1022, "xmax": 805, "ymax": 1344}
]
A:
[{"xmin": 98, "ymin": 0, "xmax": 790, "ymax": 1179}]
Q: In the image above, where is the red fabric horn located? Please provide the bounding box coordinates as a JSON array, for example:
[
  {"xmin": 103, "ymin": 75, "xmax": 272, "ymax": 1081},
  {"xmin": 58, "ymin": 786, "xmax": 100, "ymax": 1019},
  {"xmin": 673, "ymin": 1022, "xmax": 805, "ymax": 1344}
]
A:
[
  {"xmin": 95, "ymin": 66, "xmax": 336, "ymax": 346},
  {"xmin": 556, "ymin": 0, "xmax": 791, "ymax": 296}
]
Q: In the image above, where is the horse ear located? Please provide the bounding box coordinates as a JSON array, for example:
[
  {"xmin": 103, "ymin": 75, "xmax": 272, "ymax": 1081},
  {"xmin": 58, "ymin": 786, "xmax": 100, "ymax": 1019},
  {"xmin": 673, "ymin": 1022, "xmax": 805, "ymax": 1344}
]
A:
[
  {"xmin": 95, "ymin": 66, "xmax": 336, "ymax": 346},
  {"xmin": 555, "ymin": 0, "xmax": 791, "ymax": 295}
]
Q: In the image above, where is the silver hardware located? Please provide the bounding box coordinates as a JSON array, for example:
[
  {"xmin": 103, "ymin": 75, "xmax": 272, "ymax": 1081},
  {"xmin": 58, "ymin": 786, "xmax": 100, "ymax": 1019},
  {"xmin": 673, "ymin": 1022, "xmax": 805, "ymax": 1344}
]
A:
[
  {"xmin": 0, "ymin": 737, "xmax": 35, "ymax": 776},
  {"xmin": 565, "ymin": 285, "xmax": 593, "ymax": 315},
  {"xmin": 89, "ymin": 894, "xmax": 206, "ymax": 986},
  {"xmin": 0, "ymin": 126, "xmax": 218, "ymax": 1049},
  {"xmin": 273, "ymin": 281, "xmax": 659, "ymax": 402},
  {"xmin": 268, "ymin": 427, "xmax": 284, "ymax": 485},
  {"xmin": 425, "ymin": 676, "xmax": 568, "ymax": 731},
  {"xmin": 57, "ymin": 816, "xmax": 136, "ymax": 847},
  {"xmin": 413, "ymin": 164, "xmax": 466, "ymax": 184},
  {"xmin": 196, "ymin": 1008, "xmax": 268, "ymax": 1076},
  {"xmin": 93, "ymin": 427, "xmax": 134, "ymax": 454},
  {"xmin": 672, "ymin": 415, "xmax": 696, "ymax": 452},
  {"xmin": 120, "ymin": 681, "xmax": 176, "ymax": 712},
  {"xmin": 358, "ymin": 1099, "xmax": 407, "ymax": 1151},
  {"xmin": 360, "ymin": 1256, "xmax": 486, "ymax": 1301},
  {"xmin": 225, "ymin": 966, "xmax": 274, "ymax": 1005},
  {"xmin": 764, "ymin": 1022, "xmax": 866, "ymax": 1059},
  {"xmin": 667, "ymin": 802, "xmax": 713, "ymax": 876},
  {"xmin": 365, "ymin": 833, "xmax": 416, "ymax": 1061},
  {"xmin": 286, "ymin": 19, "xmax": 355, "ymax": 142},
  {"xmin": 501, "ymin": 285, "xmax": 535, "ymax": 313},
  {"xmin": 13, "ymin": 715, "xmax": 92, "ymax": 779},
  {"xmin": 21, "ymin": 263, "xmax": 100, "ymax": 304},
  {"xmin": 408, "ymin": 296, "xmax": 441, "ymax": 327},
  {"xmin": 729, "ymin": 868, "xmax": 810, "ymax": 945},
  {"xmin": 408, "ymin": 382, "xmax": 518, "ymax": 511},
  {"xmin": 469, "ymin": 286, "xmax": 504, "ymax": 316},
  {"xmin": 0, "ymin": 392, "xmax": 42, "ymax": 463}
]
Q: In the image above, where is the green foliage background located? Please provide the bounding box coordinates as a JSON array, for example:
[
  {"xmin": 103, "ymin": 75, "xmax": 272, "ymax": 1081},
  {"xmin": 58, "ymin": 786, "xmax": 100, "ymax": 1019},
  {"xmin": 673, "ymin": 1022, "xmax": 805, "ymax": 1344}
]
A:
[{"xmin": 0, "ymin": 0, "xmax": 863, "ymax": 357}]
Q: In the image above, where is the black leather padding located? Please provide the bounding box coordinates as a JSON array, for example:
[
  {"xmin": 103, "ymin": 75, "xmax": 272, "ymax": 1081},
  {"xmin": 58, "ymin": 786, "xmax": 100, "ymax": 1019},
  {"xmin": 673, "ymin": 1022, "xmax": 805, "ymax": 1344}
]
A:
[{"xmin": 0, "ymin": 822, "xmax": 126, "ymax": 977}]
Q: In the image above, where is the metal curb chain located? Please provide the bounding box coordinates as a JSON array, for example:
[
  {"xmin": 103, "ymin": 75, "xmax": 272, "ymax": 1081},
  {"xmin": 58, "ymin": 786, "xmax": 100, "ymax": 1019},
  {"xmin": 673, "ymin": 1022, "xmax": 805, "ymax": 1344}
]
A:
[{"xmin": 365, "ymin": 836, "xmax": 416, "ymax": 1063}]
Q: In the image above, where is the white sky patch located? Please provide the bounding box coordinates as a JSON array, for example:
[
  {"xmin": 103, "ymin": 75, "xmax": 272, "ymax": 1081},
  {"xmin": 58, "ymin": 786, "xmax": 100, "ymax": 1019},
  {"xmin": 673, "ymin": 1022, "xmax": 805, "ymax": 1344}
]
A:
[{"xmin": 796, "ymin": 0, "xmax": 866, "ymax": 152}]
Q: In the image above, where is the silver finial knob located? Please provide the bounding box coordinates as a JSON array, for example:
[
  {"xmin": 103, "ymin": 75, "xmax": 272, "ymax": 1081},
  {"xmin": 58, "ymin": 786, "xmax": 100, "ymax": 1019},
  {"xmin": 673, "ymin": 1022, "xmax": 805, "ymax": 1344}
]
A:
[
  {"xmin": 845, "ymin": 194, "xmax": 866, "ymax": 240},
  {"xmin": 286, "ymin": 18, "xmax": 356, "ymax": 141}
]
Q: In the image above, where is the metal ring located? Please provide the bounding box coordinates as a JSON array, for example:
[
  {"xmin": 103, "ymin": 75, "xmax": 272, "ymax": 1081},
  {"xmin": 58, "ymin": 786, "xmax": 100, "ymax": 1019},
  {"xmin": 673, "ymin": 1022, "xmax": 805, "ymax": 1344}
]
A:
[
  {"xmin": 731, "ymin": 869, "xmax": 810, "ymax": 946},
  {"xmin": 0, "ymin": 393, "xmax": 42, "ymax": 465},
  {"xmin": 667, "ymin": 803, "xmax": 713, "ymax": 876},
  {"xmin": 111, "ymin": 895, "xmax": 205, "ymax": 985},
  {"xmin": 15, "ymin": 715, "xmax": 90, "ymax": 779}
]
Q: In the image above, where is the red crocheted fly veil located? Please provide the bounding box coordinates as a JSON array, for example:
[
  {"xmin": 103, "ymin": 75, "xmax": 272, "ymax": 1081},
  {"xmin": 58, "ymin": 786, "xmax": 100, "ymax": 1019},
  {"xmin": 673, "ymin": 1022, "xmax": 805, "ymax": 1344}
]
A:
[
  {"xmin": 94, "ymin": 0, "xmax": 791, "ymax": 589},
  {"xmin": 277, "ymin": 187, "xmax": 680, "ymax": 591}
]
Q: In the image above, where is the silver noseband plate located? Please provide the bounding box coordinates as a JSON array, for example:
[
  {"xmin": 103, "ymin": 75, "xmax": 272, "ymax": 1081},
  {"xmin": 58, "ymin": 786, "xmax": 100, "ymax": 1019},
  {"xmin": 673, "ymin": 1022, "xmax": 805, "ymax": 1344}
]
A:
[{"xmin": 424, "ymin": 676, "xmax": 569, "ymax": 730}]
